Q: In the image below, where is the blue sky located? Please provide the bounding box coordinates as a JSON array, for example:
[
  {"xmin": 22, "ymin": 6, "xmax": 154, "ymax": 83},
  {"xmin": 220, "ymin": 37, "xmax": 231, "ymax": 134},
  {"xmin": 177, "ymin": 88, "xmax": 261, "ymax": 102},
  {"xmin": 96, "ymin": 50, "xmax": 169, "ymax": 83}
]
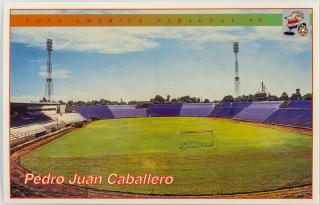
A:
[{"xmin": 10, "ymin": 15, "xmax": 312, "ymax": 102}]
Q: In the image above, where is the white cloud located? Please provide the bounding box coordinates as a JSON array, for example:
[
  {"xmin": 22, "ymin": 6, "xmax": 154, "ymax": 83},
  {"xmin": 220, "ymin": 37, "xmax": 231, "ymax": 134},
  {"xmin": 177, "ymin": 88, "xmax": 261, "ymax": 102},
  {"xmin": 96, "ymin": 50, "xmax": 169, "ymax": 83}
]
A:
[
  {"xmin": 28, "ymin": 59, "xmax": 45, "ymax": 63},
  {"xmin": 11, "ymin": 25, "xmax": 311, "ymax": 55},
  {"xmin": 12, "ymin": 27, "xmax": 160, "ymax": 54},
  {"xmin": 11, "ymin": 95, "xmax": 43, "ymax": 103},
  {"xmin": 38, "ymin": 66, "xmax": 70, "ymax": 79}
]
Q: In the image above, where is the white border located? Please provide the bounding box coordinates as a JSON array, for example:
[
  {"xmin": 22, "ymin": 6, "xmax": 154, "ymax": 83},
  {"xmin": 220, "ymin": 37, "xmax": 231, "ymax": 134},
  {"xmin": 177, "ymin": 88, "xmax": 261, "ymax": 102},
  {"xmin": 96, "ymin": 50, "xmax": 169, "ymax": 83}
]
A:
[{"xmin": 2, "ymin": 1, "xmax": 320, "ymax": 205}]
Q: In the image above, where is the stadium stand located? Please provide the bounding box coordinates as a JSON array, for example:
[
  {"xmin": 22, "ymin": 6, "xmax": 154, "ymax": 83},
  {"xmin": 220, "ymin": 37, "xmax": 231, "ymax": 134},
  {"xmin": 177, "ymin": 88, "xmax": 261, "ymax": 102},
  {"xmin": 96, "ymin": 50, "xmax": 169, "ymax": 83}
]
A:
[
  {"xmin": 74, "ymin": 105, "xmax": 114, "ymax": 120},
  {"xmin": 265, "ymin": 100, "xmax": 312, "ymax": 128},
  {"xmin": 179, "ymin": 103, "xmax": 215, "ymax": 117},
  {"xmin": 10, "ymin": 113, "xmax": 53, "ymax": 127},
  {"xmin": 58, "ymin": 113, "xmax": 86, "ymax": 124},
  {"xmin": 234, "ymin": 101, "xmax": 283, "ymax": 122},
  {"xmin": 10, "ymin": 124, "xmax": 47, "ymax": 141},
  {"xmin": 10, "ymin": 113, "xmax": 85, "ymax": 142},
  {"xmin": 108, "ymin": 105, "xmax": 147, "ymax": 118},
  {"xmin": 64, "ymin": 101, "xmax": 314, "ymax": 128},
  {"xmin": 42, "ymin": 121, "xmax": 64, "ymax": 130},
  {"xmin": 287, "ymin": 100, "xmax": 312, "ymax": 109},
  {"xmin": 10, "ymin": 99, "xmax": 313, "ymax": 145},
  {"xmin": 147, "ymin": 104, "xmax": 183, "ymax": 117},
  {"xmin": 209, "ymin": 102, "xmax": 252, "ymax": 118}
]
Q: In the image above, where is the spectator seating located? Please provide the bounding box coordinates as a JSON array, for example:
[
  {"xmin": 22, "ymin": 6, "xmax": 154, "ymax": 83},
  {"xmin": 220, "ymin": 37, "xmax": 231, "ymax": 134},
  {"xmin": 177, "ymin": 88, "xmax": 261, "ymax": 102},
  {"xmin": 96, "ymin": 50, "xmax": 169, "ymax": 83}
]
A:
[
  {"xmin": 287, "ymin": 100, "xmax": 312, "ymax": 109},
  {"xmin": 74, "ymin": 105, "xmax": 114, "ymax": 120},
  {"xmin": 147, "ymin": 104, "xmax": 183, "ymax": 117},
  {"xmin": 10, "ymin": 124, "xmax": 47, "ymax": 141},
  {"xmin": 58, "ymin": 113, "xmax": 86, "ymax": 124},
  {"xmin": 72, "ymin": 100, "xmax": 312, "ymax": 128},
  {"xmin": 209, "ymin": 102, "xmax": 252, "ymax": 118},
  {"xmin": 265, "ymin": 100, "xmax": 312, "ymax": 128},
  {"xmin": 179, "ymin": 103, "xmax": 215, "ymax": 117},
  {"xmin": 234, "ymin": 101, "xmax": 283, "ymax": 122},
  {"xmin": 108, "ymin": 105, "xmax": 147, "ymax": 118},
  {"xmin": 10, "ymin": 113, "xmax": 53, "ymax": 128}
]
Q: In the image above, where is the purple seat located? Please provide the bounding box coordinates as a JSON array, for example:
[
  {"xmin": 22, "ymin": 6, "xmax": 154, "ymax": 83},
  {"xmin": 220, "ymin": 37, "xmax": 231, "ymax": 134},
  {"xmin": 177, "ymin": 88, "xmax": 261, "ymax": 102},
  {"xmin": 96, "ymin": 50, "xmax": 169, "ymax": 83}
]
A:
[
  {"xmin": 265, "ymin": 100, "xmax": 312, "ymax": 128},
  {"xmin": 265, "ymin": 109, "xmax": 312, "ymax": 128},
  {"xmin": 73, "ymin": 105, "xmax": 114, "ymax": 120},
  {"xmin": 108, "ymin": 105, "xmax": 147, "ymax": 118},
  {"xmin": 209, "ymin": 102, "xmax": 252, "ymax": 118},
  {"xmin": 10, "ymin": 113, "xmax": 53, "ymax": 127},
  {"xmin": 234, "ymin": 101, "xmax": 283, "ymax": 122},
  {"xmin": 147, "ymin": 104, "xmax": 183, "ymax": 117},
  {"xmin": 179, "ymin": 103, "xmax": 214, "ymax": 117},
  {"xmin": 287, "ymin": 100, "xmax": 312, "ymax": 109}
]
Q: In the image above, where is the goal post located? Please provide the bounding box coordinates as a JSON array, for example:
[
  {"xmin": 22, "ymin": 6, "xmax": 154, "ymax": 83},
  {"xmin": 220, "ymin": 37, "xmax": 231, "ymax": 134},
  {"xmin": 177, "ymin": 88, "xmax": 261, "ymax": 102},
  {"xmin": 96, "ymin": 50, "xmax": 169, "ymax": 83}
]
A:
[{"xmin": 180, "ymin": 130, "xmax": 216, "ymax": 150}]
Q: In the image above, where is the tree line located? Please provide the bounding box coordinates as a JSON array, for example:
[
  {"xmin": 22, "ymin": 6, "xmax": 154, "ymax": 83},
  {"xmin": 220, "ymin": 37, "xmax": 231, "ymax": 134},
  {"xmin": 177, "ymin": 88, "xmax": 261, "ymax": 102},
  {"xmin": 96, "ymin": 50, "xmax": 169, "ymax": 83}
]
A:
[
  {"xmin": 42, "ymin": 92, "xmax": 312, "ymax": 106},
  {"xmin": 222, "ymin": 92, "xmax": 312, "ymax": 102}
]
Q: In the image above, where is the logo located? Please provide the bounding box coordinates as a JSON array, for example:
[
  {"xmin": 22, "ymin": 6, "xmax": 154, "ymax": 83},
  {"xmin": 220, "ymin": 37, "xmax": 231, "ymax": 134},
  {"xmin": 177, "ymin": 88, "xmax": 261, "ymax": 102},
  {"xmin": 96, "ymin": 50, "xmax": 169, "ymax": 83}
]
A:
[{"xmin": 283, "ymin": 11, "xmax": 308, "ymax": 37}]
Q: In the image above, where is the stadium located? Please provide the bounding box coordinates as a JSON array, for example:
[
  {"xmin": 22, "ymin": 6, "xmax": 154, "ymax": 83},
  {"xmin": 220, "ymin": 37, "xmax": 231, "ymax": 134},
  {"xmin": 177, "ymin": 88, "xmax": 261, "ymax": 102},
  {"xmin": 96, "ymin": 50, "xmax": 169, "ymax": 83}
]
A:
[
  {"xmin": 9, "ymin": 39, "xmax": 312, "ymax": 198},
  {"xmin": 10, "ymin": 94, "xmax": 313, "ymax": 198}
]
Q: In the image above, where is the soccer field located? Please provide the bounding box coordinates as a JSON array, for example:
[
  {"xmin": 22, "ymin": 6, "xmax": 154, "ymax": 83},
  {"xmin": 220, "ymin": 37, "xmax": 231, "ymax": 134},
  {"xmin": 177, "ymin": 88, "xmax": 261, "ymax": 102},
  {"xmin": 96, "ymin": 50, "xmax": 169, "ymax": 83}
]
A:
[{"xmin": 21, "ymin": 117, "xmax": 312, "ymax": 195}]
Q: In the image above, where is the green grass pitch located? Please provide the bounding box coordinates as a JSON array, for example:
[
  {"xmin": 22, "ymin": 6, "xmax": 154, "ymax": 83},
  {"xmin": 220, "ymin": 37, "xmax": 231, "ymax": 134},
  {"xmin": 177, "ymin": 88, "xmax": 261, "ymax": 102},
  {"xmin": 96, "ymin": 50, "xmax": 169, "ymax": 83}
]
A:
[{"xmin": 21, "ymin": 117, "xmax": 312, "ymax": 195}]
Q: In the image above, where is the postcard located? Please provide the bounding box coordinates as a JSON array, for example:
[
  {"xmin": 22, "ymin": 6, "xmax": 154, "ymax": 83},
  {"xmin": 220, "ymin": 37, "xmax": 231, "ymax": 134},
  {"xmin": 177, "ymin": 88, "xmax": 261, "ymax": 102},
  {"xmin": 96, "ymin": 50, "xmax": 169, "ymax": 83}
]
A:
[{"xmin": 1, "ymin": 1, "xmax": 319, "ymax": 204}]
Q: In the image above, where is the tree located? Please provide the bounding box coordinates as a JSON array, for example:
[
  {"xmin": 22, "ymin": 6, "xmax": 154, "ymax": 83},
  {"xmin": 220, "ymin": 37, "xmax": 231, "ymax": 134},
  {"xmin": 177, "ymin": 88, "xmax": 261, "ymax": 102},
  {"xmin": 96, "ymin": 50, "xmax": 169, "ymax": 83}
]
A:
[
  {"xmin": 58, "ymin": 100, "xmax": 66, "ymax": 105},
  {"xmin": 290, "ymin": 93, "xmax": 302, "ymax": 100},
  {"xmin": 267, "ymin": 94, "xmax": 279, "ymax": 101},
  {"xmin": 238, "ymin": 95, "xmax": 247, "ymax": 102},
  {"xmin": 247, "ymin": 95, "xmax": 254, "ymax": 102},
  {"xmin": 234, "ymin": 96, "xmax": 242, "ymax": 102},
  {"xmin": 171, "ymin": 98, "xmax": 178, "ymax": 103},
  {"xmin": 89, "ymin": 100, "xmax": 99, "ymax": 105},
  {"xmin": 303, "ymin": 93, "xmax": 312, "ymax": 100},
  {"xmin": 67, "ymin": 100, "xmax": 74, "ymax": 105},
  {"xmin": 203, "ymin": 99, "xmax": 210, "ymax": 103},
  {"xmin": 100, "ymin": 99, "xmax": 109, "ymax": 105},
  {"xmin": 166, "ymin": 95, "xmax": 171, "ymax": 102},
  {"xmin": 152, "ymin": 95, "xmax": 165, "ymax": 104},
  {"xmin": 279, "ymin": 92, "xmax": 289, "ymax": 101},
  {"xmin": 76, "ymin": 101, "xmax": 86, "ymax": 106},
  {"xmin": 222, "ymin": 95, "xmax": 234, "ymax": 102},
  {"xmin": 179, "ymin": 95, "xmax": 198, "ymax": 103},
  {"xmin": 128, "ymin": 101, "xmax": 137, "ymax": 105},
  {"xmin": 179, "ymin": 96, "xmax": 189, "ymax": 103},
  {"xmin": 40, "ymin": 97, "xmax": 48, "ymax": 102}
]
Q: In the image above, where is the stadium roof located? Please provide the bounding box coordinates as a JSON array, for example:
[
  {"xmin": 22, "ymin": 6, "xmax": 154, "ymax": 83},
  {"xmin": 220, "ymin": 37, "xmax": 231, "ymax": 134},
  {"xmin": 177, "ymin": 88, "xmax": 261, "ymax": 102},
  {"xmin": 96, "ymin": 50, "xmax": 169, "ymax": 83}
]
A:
[{"xmin": 11, "ymin": 102, "xmax": 60, "ymax": 106}]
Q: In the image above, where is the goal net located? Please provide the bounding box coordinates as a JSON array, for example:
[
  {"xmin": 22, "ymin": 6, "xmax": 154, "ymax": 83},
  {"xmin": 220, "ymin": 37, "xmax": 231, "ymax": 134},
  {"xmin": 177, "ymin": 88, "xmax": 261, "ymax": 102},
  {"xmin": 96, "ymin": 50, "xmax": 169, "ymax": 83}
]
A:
[{"xmin": 180, "ymin": 130, "xmax": 216, "ymax": 150}]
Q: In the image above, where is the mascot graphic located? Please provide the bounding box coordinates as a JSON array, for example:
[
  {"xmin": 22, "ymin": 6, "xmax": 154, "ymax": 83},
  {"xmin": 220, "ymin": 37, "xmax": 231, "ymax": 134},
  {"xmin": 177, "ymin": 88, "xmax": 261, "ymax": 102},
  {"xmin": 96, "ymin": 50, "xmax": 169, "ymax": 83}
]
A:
[{"xmin": 284, "ymin": 11, "xmax": 307, "ymax": 36}]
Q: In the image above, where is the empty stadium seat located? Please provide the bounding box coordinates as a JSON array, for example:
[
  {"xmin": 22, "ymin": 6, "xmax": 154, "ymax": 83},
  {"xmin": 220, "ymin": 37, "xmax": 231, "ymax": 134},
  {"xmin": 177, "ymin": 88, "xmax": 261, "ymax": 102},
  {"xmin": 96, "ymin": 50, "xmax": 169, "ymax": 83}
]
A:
[
  {"xmin": 10, "ymin": 124, "xmax": 47, "ymax": 141},
  {"xmin": 147, "ymin": 104, "xmax": 183, "ymax": 117},
  {"xmin": 265, "ymin": 100, "xmax": 312, "ymax": 128},
  {"xmin": 108, "ymin": 105, "xmax": 147, "ymax": 118},
  {"xmin": 287, "ymin": 100, "xmax": 312, "ymax": 109},
  {"xmin": 209, "ymin": 102, "xmax": 252, "ymax": 118},
  {"xmin": 179, "ymin": 103, "xmax": 215, "ymax": 117},
  {"xmin": 73, "ymin": 105, "xmax": 114, "ymax": 120},
  {"xmin": 10, "ymin": 113, "xmax": 53, "ymax": 128},
  {"xmin": 234, "ymin": 101, "xmax": 283, "ymax": 122}
]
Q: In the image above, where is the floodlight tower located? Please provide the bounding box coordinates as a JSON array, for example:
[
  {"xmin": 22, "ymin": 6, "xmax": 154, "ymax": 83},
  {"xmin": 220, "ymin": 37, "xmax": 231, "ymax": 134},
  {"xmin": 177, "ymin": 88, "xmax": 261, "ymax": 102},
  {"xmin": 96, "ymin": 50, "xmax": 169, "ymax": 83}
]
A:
[
  {"xmin": 233, "ymin": 42, "xmax": 240, "ymax": 97},
  {"xmin": 45, "ymin": 39, "xmax": 53, "ymax": 102}
]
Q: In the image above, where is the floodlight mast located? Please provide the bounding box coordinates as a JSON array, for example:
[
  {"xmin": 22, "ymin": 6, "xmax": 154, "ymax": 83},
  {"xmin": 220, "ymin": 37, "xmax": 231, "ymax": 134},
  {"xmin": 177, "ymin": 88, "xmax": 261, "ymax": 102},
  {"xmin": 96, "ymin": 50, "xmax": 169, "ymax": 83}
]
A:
[
  {"xmin": 233, "ymin": 42, "xmax": 240, "ymax": 98},
  {"xmin": 45, "ymin": 39, "xmax": 53, "ymax": 102}
]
